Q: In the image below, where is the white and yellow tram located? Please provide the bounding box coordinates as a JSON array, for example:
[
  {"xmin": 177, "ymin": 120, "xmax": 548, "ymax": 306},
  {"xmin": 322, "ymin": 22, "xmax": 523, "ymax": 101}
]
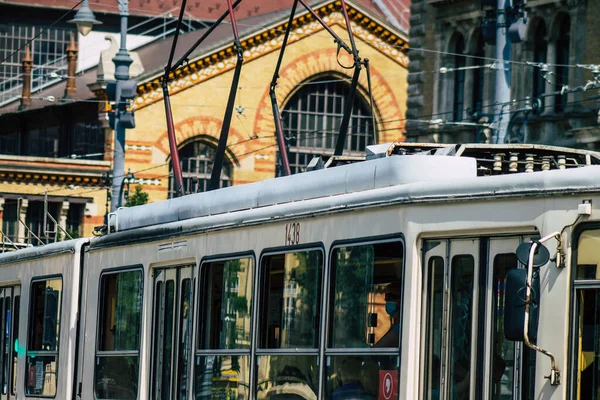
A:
[{"xmin": 1, "ymin": 142, "xmax": 600, "ymax": 400}]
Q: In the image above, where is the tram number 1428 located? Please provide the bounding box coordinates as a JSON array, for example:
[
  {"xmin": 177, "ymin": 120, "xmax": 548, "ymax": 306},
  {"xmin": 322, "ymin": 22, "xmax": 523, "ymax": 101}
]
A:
[{"xmin": 284, "ymin": 222, "xmax": 300, "ymax": 245}]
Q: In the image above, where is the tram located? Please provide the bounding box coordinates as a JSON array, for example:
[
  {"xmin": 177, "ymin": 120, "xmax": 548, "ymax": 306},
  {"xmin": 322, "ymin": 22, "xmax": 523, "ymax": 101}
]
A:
[{"xmin": 1, "ymin": 142, "xmax": 600, "ymax": 400}]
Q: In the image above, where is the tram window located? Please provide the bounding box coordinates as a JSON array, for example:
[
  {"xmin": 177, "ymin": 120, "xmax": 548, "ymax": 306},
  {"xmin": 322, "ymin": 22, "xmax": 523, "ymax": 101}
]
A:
[
  {"xmin": 1, "ymin": 294, "xmax": 10, "ymax": 395},
  {"xmin": 573, "ymin": 228, "xmax": 600, "ymax": 399},
  {"xmin": 576, "ymin": 228, "xmax": 600, "ymax": 279},
  {"xmin": 326, "ymin": 240, "xmax": 403, "ymax": 400},
  {"xmin": 449, "ymin": 255, "xmax": 474, "ymax": 400},
  {"xmin": 0, "ymin": 288, "xmax": 19, "ymax": 397},
  {"xmin": 11, "ymin": 295, "xmax": 19, "ymax": 396},
  {"xmin": 26, "ymin": 278, "xmax": 62, "ymax": 397},
  {"xmin": 259, "ymin": 251, "xmax": 322, "ymax": 349},
  {"xmin": 329, "ymin": 241, "xmax": 404, "ymax": 348},
  {"xmin": 195, "ymin": 257, "xmax": 254, "ymax": 399},
  {"xmin": 199, "ymin": 258, "xmax": 254, "ymax": 350},
  {"xmin": 491, "ymin": 254, "xmax": 516, "ymax": 400},
  {"xmin": 256, "ymin": 250, "xmax": 322, "ymax": 400},
  {"xmin": 574, "ymin": 289, "xmax": 600, "ymax": 400},
  {"xmin": 423, "ymin": 256, "xmax": 444, "ymax": 400},
  {"xmin": 94, "ymin": 270, "xmax": 143, "ymax": 400}
]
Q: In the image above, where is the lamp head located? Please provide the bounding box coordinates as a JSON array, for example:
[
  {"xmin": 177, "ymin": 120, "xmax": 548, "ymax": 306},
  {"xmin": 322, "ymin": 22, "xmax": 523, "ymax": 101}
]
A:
[{"xmin": 68, "ymin": 1, "xmax": 101, "ymax": 36}]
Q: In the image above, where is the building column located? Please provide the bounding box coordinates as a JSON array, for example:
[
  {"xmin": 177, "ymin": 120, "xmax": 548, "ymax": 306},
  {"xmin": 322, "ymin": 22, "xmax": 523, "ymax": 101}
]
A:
[
  {"xmin": 59, "ymin": 201, "xmax": 70, "ymax": 239},
  {"xmin": 17, "ymin": 199, "xmax": 28, "ymax": 243},
  {"xmin": 543, "ymin": 41, "xmax": 556, "ymax": 115}
]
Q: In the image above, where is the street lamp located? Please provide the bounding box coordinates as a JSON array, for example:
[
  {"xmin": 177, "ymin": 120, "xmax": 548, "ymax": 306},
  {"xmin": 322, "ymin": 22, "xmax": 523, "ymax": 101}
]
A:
[
  {"xmin": 70, "ymin": 0, "xmax": 135, "ymax": 212},
  {"xmin": 68, "ymin": 0, "xmax": 101, "ymax": 36}
]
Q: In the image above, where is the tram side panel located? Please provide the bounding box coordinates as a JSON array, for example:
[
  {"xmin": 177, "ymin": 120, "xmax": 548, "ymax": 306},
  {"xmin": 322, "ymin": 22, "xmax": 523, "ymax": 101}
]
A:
[{"xmin": 0, "ymin": 240, "xmax": 85, "ymax": 400}]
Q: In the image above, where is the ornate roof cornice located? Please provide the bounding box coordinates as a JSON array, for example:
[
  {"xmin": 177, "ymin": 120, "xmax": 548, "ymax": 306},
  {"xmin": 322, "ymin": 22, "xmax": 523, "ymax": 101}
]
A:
[
  {"xmin": 0, "ymin": 156, "xmax": 110, "ymax": 187},
  {"xmin": 134, "ymin": 0, "xmax": 408, "ymax": 111}
]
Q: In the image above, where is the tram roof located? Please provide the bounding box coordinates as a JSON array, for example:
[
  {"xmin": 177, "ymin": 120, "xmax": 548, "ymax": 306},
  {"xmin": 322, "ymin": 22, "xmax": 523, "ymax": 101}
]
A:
[
  {"xmin": 0, "ymin": 238, "xmax": 88, "ymax": 264},
  {"xmin": 100, "ymin": 143, "xmax": 600, "ymax": 238}
]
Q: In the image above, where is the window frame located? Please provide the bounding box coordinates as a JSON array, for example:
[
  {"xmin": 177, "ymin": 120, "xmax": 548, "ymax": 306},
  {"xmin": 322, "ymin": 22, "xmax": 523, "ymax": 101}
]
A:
[
  {"xmin": 253, "ymin": 243, "xmax": 325, "ymax": 398},
  {"xmin": 326, "ymin": 233, "xmax": 406, "ymax": 354},
  {"xmin": 569, "ymin": 223, "xmax": 600, "ymax": 399},
  {"xmin": 196, "ymin": 251, "xmax": 257, "ymax": 352},
  {"xmin": 25, "ymin": 274, "xmax": 63, "ymax": 399},
  {"xmin": 193, "ymin": 252, "xmax": 255, "ymax": 399},
  {"xmin": 256, "ymin": 243, "xmax": 325, "ymax": 354},
  {"xmin": 93, "ymin": 265, "xmax": 144, "ymax": 400}
]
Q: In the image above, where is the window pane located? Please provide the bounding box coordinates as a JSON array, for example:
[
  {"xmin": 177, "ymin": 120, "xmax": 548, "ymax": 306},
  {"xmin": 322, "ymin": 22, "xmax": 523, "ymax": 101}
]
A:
[
  {"xmin": 574, "ymin": 289, "xmax": 600, "ymax": 400},
  {"xmin": 177, "ymin": 278, "xmax": 193, "ymax": 399},
  {"xmin": 25, "ymin": 355, "xmax": 57, "ymax": 396},
  {"xmin": 194, "ymin": 355, "xmax": 250, "ymax": 399},
  {"xmin": 256, "ymin": 355, "xmax": 318, "ymax": 399},
  {"xmin": 449, "ymin": 255, "xmax": 474, "ymax": 400},
  {"xmin": 576, "ymin": 229, "xmax": 600, "ymax": 279},
  {"xmin": 1, "ymin": 294, "xmax": 7, "ymax": 395},
  {"xmin": 28, "ymin": 279, "xmax": 62, "ymax": 352},
  {"xmin": 260, "ymin": 251, "xmax": 322, "ymax": 349},
  {"xmin": 11, "ymin": 295, "xmax": 18, "ymax": 395},
  {"xmin": 330, "ymin": 242, "xmax": 404, "ymax": 348},
  {"xmin": 424, "ymin": 257, "xmax": 444, "ymax": 400},
  {"xmin": 98, "ymin": 270, "xmax": 143, "ymax": 351},
  {"xmin": 325, "ymin": 355, "xmax": 398, "ymax": 400},
  {"xmin": 94, "ymin": 355, "xmax": 139, "ymax": 400},
  {"xmin": 201, "ymin": 258, "xmax": 254, "ymax": 349},
  {"xmin": 491, "ymin": 254, "xmax": 516, "ymax": 400}
]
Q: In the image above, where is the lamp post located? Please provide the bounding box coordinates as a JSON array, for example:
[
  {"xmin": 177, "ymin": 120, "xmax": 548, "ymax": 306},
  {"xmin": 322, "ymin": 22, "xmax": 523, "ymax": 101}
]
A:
[
  {"xmin": 70, "ymin": 0, "xmax": 134, "ymax": 212},
  {"xmin": 109, "ymin": 0, "xmax": 134, "ymax": 212}
]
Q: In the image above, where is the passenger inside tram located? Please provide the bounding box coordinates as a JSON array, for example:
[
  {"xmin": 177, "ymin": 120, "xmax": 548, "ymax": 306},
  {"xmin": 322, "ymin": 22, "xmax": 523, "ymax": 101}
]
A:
[{"xmin": 374, "ymin": 279, "xmax": 402, "ymax": 348}]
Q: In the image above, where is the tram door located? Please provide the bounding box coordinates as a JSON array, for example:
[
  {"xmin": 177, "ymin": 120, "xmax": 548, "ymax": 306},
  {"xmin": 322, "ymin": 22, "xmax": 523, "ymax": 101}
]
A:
[
  {"xmin": 151, "ymin": 267, "xmax": 194, "ymax": 400},
  {"xmin": 422, "ymin": 238, "xmax": 480, "ymax": 400},
  {"xmin": 487, "ymin": 237, "xmax": 536, "ymax": 400},
  {"xmin": 0, "ymin": 286, "xmax": 19, "ymax": 400}
]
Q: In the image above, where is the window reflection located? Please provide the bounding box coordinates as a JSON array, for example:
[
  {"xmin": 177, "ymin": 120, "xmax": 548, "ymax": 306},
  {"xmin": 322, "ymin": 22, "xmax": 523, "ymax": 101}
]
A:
[
  {"xmin": 26, "ymin": 278, "xmax": 62, "ymax": 397},
  {"xmin": 94, "ymin": 270, "xmax": 143, "ymax": 400},
  {"xmin": 330, "ymin": 242, "xmax": 403, "ymax": 348},
  {"xmin": 449, "ymin": 255, "xmax": 474, "ymax": 400},
  {"xmin": 424, "ymin": 257, "xmax": 443, "ymax": 400},
  {"xmin": 201, "ymin": 258, "xmax": 254, "ymax": 350},
  {"xmin": 256, "ymin": 355, "xmax": 318, "ymax": 400},
  {"xmin": 196, "ymin": 257, "xmax": 254, "ymax": 399},
  {"xmin": 260, "ymin": 251, "xmax": 322, "ymax": 349},
  {"xmin": 195, "ymin": 355, "xmax": 250, "ymax": 400},
  {"xmin": 491, "ymin": 254, "xmax": 516, "ymax": 400},
  {"xmin": 326, "ymin": 355, "xmax": 398, "ymax": 400}
]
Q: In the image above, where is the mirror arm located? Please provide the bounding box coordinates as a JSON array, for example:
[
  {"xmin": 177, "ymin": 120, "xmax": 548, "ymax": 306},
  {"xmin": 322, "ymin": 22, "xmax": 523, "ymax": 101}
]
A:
[{"xmin": 523, "ymin": 231, "xmax": 562, "ymax": 386}]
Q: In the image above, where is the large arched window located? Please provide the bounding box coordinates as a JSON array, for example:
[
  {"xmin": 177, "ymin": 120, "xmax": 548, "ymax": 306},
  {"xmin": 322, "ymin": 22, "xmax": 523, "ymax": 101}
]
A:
[
  {"xmin": 532, "ymin": 22, "xmax": 548, "ymax": 108},
  {"xmin": 279, "ymin": 76, "xmax": 374, "ymax": 175},
  {"xmin": 168, "ymin": 140, "xmax": 231, "ymax": 198},
  {"xmin": 554, "ymin": 15, "xmax": 570, "ymax": 113},
  {"xmin": 452, "ymin": 34, "xmax": 466, "ymax": 122}
]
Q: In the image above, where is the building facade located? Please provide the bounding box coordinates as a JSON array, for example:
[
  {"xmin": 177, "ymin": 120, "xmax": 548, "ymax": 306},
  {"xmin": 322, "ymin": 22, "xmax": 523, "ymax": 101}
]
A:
[
  {"xmin": 0, "ymin": 0, "xmax": 408, "ymax": 246},
  {"xmin": 406, "ymin": 0, "xmax": 600, "ymax": 148}
]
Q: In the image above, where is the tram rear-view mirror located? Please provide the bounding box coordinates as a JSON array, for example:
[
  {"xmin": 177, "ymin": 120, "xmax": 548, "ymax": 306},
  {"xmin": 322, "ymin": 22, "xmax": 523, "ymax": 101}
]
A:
[
  {"xmin": 515, "ymin": 242, "xmax": 550, "ymax": 267},
  {"xmin": 504, "ymin": 268, "xmax": 540, "ymax": 342}
]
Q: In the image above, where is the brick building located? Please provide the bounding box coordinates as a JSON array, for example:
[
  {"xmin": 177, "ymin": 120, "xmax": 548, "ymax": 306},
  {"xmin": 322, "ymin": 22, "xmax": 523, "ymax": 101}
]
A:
[
  {"xmin": 0, "ymin": 0, "xmax": 408, "ymax": 246},
  {"xmin": 406, "ymin": 0, "xmax": 600, "ymax": 147}
]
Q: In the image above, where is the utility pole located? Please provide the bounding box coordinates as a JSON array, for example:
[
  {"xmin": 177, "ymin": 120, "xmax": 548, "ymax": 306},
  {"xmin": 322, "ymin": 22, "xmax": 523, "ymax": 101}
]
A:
[{"xmin": 494, "ymin": 0, "xmax": 511, "ymax": 144}]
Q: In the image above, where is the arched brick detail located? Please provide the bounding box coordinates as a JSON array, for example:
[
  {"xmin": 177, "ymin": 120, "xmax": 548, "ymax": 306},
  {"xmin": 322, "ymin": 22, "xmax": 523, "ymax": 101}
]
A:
[
  {"xmin": 154, "ymin": 115, "xmax": 246, "ymax": 163},
  {"xmin": 253, "ymin": 47, "xmax": 405, "ymax": 146}
]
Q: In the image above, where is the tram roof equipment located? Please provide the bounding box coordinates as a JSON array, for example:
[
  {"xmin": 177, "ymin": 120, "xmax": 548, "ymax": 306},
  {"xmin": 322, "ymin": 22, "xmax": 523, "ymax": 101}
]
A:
[{"xmin": 105, "ymin": 143, "xmax": 600, "ymax": 234}]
